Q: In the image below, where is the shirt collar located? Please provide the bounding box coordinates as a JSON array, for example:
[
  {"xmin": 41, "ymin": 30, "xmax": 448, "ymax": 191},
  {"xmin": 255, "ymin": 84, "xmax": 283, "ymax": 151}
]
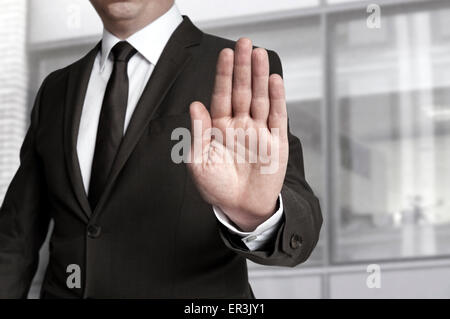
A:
[{"xmin": 99, "ymin": 4, "xmax": 183, "ymax": 72}]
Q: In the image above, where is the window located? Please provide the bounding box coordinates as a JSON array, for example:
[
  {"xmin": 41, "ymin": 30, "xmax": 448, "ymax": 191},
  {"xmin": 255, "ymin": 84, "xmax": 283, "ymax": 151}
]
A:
[
  {"xmin": 20, "ymin": 0, "xmax": 450, "ymax": 298},
  {"xmin": 331, "ymin": 4, "xmax": 450, "ymax": 262}
]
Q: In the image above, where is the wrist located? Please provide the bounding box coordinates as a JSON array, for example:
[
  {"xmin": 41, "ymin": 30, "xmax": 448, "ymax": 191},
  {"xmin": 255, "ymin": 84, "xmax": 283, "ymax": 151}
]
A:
[{"xmin": 218, "ymin": 201, "xmax": 277, "ymax": 232}]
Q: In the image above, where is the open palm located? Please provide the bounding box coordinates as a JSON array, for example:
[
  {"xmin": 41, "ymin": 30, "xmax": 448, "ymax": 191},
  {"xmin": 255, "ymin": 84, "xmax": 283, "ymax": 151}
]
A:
[{"xmin": 187, "ymin": 38, "xmax": 289, "ymax": 232}]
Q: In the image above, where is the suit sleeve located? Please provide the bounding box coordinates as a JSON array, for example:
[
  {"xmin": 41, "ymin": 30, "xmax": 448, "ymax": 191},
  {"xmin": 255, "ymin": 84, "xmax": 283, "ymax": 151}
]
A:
[
  {"xmin": 0, "ymin": 77, "xmax": 52, "ymax": 298},
  {"xmin": 218, "ymin": 50, "xmax": 323, "ymax": 267}
]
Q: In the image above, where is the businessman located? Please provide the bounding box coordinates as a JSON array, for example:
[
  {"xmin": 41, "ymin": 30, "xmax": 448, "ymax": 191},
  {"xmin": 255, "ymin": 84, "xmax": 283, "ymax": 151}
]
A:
[{"xmin": 0, "ymin": 0, "xmax": 322, "ymax": 298}]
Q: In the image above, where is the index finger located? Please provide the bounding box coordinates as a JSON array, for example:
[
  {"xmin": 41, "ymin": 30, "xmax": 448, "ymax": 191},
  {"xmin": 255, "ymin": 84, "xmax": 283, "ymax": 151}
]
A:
[{"xmin": 210, "ymin": 48, "xmax": 234, "ymax": 119}]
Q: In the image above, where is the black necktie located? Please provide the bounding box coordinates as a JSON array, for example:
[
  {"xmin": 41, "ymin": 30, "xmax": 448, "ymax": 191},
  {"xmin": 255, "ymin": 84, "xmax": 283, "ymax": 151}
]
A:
[{"xmin": 88, "ymin": 41, "xmax": 137, "ymax": 209}]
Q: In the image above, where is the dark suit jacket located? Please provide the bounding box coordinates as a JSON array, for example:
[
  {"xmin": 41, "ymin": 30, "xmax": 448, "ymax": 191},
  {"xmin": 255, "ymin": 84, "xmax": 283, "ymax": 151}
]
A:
[{"xmin": 0, "ymin": 16, "xmax": 322, "ymax": 299}]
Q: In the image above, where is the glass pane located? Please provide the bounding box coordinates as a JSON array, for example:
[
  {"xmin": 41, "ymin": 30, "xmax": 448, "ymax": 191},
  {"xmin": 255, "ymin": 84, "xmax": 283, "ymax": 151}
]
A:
[
  {"xmin": 332, "ymin": 6, "xmax": 450, "ymax": 262},
  {"xmin": 327, "ymin": 0, "xmax": 369, "ymax": 4},
  {"xmin": 178, "ymin": 0, "xmax": 320, "ymax": 23},
  {"xmin": 327, "ymin": 0, "xmax": 436, "ymax": 4},
  {"xmin": 0, "ymin": 0, "xmax": 27, "ymax": 204},
  {"xmin": 207, "ymin": 16, "xmax": 324, "ymax": 267}
]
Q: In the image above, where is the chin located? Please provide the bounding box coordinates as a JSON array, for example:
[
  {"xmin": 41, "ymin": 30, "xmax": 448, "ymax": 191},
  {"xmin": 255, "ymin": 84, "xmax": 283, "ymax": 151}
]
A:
[
  {"xmin": 107, "ymin": 2, "xmax": 142, "ymax": 20},
  {"xmin": 96, "ymin": 0, "xmax": 144, "ymax": 21}
]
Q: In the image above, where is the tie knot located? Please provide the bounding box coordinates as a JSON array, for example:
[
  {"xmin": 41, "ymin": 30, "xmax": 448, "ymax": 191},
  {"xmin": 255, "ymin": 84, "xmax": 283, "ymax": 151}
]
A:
[{"xmin": 111, "ymin": 41, "xmax": 137, "ymax": 62}]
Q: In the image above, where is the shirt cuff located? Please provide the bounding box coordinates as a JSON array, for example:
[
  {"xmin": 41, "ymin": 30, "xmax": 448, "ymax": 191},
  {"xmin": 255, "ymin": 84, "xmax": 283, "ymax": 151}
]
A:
[{"xmin": 213, "ymin": 194, "xmax": 284, "ymax": 251}]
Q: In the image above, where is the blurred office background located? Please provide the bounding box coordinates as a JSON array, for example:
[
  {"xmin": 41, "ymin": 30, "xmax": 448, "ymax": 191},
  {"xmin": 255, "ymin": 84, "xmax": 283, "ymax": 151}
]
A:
[{"xmin": 1, "ymin": 0, "xmax": 449, "ymax": 298}]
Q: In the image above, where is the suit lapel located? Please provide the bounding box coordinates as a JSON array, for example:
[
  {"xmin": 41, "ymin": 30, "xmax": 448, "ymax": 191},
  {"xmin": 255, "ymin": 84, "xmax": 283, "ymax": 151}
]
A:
[
  {"xmin": 92, "ymin": 17, "xmax": 203, "ymax": 217},
  {"xmin": 63, "ymin": 42, "xmax": 101, "ymax": 221}
]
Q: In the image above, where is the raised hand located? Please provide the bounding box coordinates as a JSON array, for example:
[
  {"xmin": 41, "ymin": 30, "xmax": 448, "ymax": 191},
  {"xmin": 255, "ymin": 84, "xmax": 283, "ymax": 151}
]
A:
[{"xmin": 187, "ymin": 38, "xmax": 289, "ymax": 232}]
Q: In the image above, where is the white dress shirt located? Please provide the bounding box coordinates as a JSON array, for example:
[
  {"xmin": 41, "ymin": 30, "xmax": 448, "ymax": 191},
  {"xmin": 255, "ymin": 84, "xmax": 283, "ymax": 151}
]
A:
[{"xmin": 77, "ymin": 4, "xmax": 283, "ymax": 251}]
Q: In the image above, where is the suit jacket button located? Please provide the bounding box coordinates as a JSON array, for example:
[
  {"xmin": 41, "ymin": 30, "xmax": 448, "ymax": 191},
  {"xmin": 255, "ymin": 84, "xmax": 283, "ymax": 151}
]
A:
[
  {"xmin": 87, "ymin": 224, "xmax": 101, "ymax": 238},
  {"xmin": 290, "ymin": 234, "xmax": 302, "ymax": 249}
]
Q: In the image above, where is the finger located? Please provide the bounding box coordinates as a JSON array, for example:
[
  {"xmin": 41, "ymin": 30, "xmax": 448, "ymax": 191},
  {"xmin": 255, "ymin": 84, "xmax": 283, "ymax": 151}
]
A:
[
  {"xmin": 211, "ymin": 48, "xmax": 234, "ymax": 119},
  {"xmin": 189, "ymin": 101, "xmax": 211, "ymax": 163},
  {"xmin": 232, "ymin": 38, "xmax": 253, "ymax": 117},
  {"xmin": 268, "ymin": 74, "xmax": 287, "ymax": 139},
  {"xmin": 250, "ymin": 48, "xmax": 270, "ymax": 121}
]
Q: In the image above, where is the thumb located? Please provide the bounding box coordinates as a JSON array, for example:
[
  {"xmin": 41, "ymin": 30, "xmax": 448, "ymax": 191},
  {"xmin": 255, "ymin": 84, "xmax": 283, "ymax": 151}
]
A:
[{"xmin": 189, "ymin": 101, "xmax": 211, "ymax": 164}]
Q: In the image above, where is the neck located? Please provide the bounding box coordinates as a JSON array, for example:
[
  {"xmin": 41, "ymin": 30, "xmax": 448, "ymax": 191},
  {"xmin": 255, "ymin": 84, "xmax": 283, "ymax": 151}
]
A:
[{"xmin": 103, "ymin": 2, "xmax": 174, "ymax": 40}]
